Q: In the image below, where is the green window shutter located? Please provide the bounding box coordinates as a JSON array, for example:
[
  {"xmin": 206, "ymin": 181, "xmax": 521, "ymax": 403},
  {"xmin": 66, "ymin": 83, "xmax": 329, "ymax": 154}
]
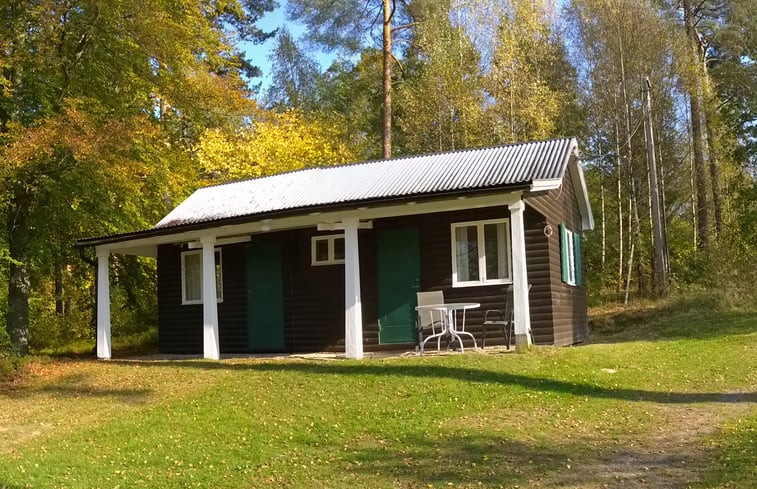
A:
[
  {"xmin": 574, "ymin": 232, "xmax": 582, "ymax": 286},
  {"xmin": 560, "ymin": 222, "xmax": 569, "ymax": 283}
]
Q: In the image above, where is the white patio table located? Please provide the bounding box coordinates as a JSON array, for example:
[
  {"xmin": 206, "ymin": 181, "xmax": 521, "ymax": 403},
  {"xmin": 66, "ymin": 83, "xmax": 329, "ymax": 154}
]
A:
[{"xmin": 415, "ymin": 302, "xmax": 480, "ymax": 354}]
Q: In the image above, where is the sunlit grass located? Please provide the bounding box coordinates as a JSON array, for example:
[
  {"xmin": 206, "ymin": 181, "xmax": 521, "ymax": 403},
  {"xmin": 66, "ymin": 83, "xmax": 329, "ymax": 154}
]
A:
[{"xmin": 0, "ymin": 300, "xmax": 755, "ymax": 488}]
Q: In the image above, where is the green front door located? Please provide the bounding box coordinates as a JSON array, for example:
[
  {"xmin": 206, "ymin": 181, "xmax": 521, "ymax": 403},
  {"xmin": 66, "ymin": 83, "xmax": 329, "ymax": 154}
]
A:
[
  {"xmin": 246, "ymin": 241, "xmax": 285, "ymax": 351},
  {"xmin": 377, "ymin": 228, "xmax": 421, "ymax": 344}
]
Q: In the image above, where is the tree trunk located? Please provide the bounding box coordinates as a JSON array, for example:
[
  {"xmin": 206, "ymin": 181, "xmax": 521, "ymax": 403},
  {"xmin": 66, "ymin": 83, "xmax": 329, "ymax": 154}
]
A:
[
  {"xmin": 682, "ymin": 0, "xmax": 709, "ymax": 249},
  {"xmin": 688, "ymin": 108, "xmax": 697, "ymax": 249},
  {"xmin": 643, "ymin": 78, "xmax": 668, "ymax": 297},
  {"xmin": 382, "ymin": 0, "xmax": 393, "ymax": 159},
  {"xmin": 6, "ymin": 188, "xmax": 32, "ymax": 356},
  {"xmin": 600, "ymin": 162, "xmax": 606, "ymax": 271},
  {"xmin": 615, "ymin": 123, "xmax": 623, "ymax": 290},
  {"xmin": 689, "ymin": 91, "xmax": 709, "ymax": 249},
  {"xmin": 55, "ymin": 263, "xmax": 65, "ymax": 315},
  {"xmin": 658, "ymin": 144, "xmax": 671, "ymax": 276},
  {"xmin": 704, "ymin": 109, "xmax": 723, "ymax": 235}
]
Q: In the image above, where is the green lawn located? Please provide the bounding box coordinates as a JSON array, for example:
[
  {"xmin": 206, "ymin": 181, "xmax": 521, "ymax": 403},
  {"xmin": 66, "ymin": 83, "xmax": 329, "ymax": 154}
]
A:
[{"xmin": 1, "ymin": 301, "xmax": 755, "ymax": 488}]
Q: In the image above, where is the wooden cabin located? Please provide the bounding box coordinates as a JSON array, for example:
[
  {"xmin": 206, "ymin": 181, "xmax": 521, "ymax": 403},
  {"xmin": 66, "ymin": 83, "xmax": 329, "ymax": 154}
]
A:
[{"xmin": 78, "ymin": 138, "xmax": 594, "ymax": 359}]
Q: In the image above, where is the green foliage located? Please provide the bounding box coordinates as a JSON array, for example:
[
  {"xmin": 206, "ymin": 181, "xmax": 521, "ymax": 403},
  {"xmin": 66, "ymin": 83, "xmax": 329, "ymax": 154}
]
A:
[
  {"xmin": 287, "ymin": 0, "xmax": 411, "ymax": 54},
  {"xmin": 317, "ymin": 51, "xmax": 385, "ymax": 159},
  {"xmin": 264, "ymin": 29, "xmax": 322, "ymax": 110},
  {"xmin": 0, "ymin": 344, "xmax": 30, "ymax": 381},
  {"xmin": 0, "ymin": 0, "xmax": 276, "ymax": 354},
  {"xmin": 396, "ymin": 0, "xmax": 489, "ymax": 153}
]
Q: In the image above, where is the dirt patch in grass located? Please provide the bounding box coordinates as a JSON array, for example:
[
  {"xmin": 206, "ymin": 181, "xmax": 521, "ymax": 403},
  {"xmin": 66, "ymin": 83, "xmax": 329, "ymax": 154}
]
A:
[{"xmin": 535, "ymin": 402, "xmax": 757, "ymax": 488}]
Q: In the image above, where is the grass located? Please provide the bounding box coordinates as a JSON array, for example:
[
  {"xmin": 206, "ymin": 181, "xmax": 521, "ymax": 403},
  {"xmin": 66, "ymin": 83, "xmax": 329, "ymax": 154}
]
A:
[
  {"xmin": 0, "ymin": 298, "xmax": 755, "ymax": 488},
  {"xmin": 30, "ymin": 328, "xmax": 158, "ymax": 358}
]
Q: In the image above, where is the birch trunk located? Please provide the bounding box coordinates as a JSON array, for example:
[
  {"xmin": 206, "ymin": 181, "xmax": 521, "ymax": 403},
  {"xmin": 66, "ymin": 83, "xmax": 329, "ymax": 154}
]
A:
[{"xmin": 682, "ymin": 0, "xmax": 709, "ymax": 249}]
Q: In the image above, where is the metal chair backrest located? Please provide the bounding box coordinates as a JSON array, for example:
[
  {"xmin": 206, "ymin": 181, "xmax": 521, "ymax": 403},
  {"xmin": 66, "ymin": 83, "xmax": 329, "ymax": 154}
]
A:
[
  {"xmin": 504, "ymin": 284, "xmax": 532, "ymax": 324},
  {"xmin": 416, "ymin": 290, "xmax": 444, "ymax": 331},
  {"xmin": 503, "ymin": 284, "xmax": 514, "ymax": 326}
]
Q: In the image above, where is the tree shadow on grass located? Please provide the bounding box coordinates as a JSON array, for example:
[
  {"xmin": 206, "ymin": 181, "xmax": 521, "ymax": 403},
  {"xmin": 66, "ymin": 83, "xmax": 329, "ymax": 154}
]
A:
[
  {"xmin": 0, "ymin": 482, "xmax": 25, "ymax": 489},
  {"xmin": 335, "ymin": 432, "xmax": 566, "ymax": 488},
  {"xmin": 306, "ymin": 429, "xmax": 703, "ymax": 487},
  {"xmin": 1, "ymin": 372, "xmax": 152, "ymax": 404},
  {"xmin": 110, "ymin": 360, "xmax": 757, "ymax": 405}
]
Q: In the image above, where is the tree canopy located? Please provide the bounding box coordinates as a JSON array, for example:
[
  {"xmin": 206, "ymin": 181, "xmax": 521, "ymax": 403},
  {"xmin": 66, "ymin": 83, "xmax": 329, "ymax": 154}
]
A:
[{"xmin": 1, "ymin": 0, "xmax": 755, "ymax": 355}]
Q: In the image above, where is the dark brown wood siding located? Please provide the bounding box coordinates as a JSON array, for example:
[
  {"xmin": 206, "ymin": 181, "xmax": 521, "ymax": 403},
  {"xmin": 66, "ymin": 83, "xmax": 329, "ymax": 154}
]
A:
[
  {"xmin": 156, "ymin": 191, "xmax": 584, "ymax": 353},
  {"xmin": 275, "ymin": 230, "xmax": 345, "ymax": 353},
  {"xmin": 361, "ymin": 205, "xmax": 554, "ymax": 349},
  {"xmin": 157, "ymin": 244, "xmax": 201, "ymax": 354},
  {"xmin": 524, "ymin": 205, "xmax": 555, "ymax": 345},
  {"xmin": 525, "ymin": 167, "xmax": 589, "ymax": 346},
  {"xmin": 157, "ymin": 242, "xmax": 248, "ymax": 354}
]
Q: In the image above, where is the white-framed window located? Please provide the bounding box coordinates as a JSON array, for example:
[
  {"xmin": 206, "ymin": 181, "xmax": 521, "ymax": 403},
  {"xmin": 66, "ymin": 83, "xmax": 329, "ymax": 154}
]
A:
[
  {"xmin": 311, "ymin": 234, "xmax": 345, "ymax": 266},
  {"xmin": 560, "ymin": 223, "xmax": 582, "ymax": 286},
  {"xmin": 181, "ymin": 249, "xmax": 223, "ymax": 305},
  {"xmin": 451, "ymin": 218, "xmax": 511, "ymax": 287}
]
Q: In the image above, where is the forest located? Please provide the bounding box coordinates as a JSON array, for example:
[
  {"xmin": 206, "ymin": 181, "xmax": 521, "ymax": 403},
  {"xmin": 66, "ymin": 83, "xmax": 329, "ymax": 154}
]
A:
[{"xmin": 0, "ymin": 0, "xmax": 755, "ymax": 357}]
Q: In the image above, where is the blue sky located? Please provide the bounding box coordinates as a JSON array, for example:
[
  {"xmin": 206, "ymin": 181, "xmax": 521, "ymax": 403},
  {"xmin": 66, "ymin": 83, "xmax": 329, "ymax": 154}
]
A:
[{"xmin": 242, "ymin": 1, "xmax": 336, "ymax": 96}]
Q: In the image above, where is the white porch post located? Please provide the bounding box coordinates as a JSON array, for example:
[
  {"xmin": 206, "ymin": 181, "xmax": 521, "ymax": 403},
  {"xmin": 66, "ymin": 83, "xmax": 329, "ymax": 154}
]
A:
[
  {"xmin": 201, "ymin": 235, "xmax": 220, "ymax": 360},
  {"xmin": 96, "ymin": 248, "xmax": 112, "ymax": 359},
  {"xmin": 508, "ymin": 199, "xmax": 532, "ymax": 347},
  {"xmin": 343, "ymin": 218, "xmax": 364, "ymax": 359}
]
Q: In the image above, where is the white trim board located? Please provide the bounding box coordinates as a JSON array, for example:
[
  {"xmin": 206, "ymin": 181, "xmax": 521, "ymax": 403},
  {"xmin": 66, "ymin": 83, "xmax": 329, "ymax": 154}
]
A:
[{"xmin": 97, "ymin": 191, "xmax": 524, "ymax": 256}]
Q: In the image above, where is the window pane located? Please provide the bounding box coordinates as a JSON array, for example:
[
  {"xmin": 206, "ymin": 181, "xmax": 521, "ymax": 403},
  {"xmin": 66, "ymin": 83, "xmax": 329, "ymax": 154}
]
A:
[
  {"xmin": 315, "ymin": 238, "xmax": 329, "ymax": 262},
  {"xmin": 455, "ymin": 226, "xmax": 479, "ymax": 282},
  {"xmin": 484, "ymin": 223, "xmax": 507, "ymax": 280},
  {"xmin": 333, "ymin": 237, "xmax": 345, "ymax": 260},
  {"xmin": 184, "ymin": 253, "xmax": 202, "ymax": 302},
  {"xmin": 215, "ymin": 251, "xmax": 223, "ymax": 300}
]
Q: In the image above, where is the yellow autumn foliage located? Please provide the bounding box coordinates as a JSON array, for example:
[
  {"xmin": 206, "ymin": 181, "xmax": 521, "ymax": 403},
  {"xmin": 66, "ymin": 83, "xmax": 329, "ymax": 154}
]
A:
[{"xmin": 195, "ymin": 109, "xmax": 357, "ymax": 182}]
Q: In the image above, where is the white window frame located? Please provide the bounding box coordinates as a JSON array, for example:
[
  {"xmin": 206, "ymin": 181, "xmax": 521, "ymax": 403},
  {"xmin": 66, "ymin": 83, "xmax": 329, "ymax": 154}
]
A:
[
  {"xmin": 181, "ymin": 249, "xmax": 223, "ymax": 305},
  {"xmin": 565, "ymin": 228, "xmax": 577, "ymax": 286},
  {"xmin": 451, "ymin": 218, "xmax": 512, "ymax": 288},
  {"xmin": 311, "ymin": 234, "xmax": 345, "ymax": 266}
]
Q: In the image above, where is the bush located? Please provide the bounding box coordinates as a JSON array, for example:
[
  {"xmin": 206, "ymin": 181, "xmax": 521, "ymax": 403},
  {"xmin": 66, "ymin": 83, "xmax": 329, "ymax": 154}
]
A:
[{"xmin": 0, "ymin": 345, "xmax": 30, "ymax": 381}]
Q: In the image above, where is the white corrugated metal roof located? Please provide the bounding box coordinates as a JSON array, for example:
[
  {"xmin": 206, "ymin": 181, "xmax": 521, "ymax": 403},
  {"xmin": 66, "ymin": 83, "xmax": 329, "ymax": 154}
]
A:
[{"xmin": 155, "ymin": 137, "xmax": 578, "ymax": 229}]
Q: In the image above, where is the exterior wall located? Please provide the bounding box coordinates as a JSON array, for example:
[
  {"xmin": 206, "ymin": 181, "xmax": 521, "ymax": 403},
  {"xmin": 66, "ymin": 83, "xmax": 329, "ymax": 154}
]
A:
[
  {"xmin": 362, "ymin": 207, "xmax": 511, "ymax": 350},
  {"xmin": 276, "ymin": 230, "xmax": 345, "ymax": 352},
  {"xmin": 361, "ymin": 205, "xmax": 555, "ymax": 349},
  {"xmin": 156, "ymin": 193, "xmax": 584, "ymax": 353},
  {"xmin": 525, "ymin": 166, "xmax": 589, "ymax": 346},
  {"xmin": 524, "ymin": 205, "xmax": 555, "ymax": 345},
  {"xmin": 157, "ymin": 242, "xmax": 247, "ymax": 354}
]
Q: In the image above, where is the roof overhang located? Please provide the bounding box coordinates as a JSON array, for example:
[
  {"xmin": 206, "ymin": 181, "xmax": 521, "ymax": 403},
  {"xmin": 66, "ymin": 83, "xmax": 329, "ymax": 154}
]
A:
[
  {"xmin": 568, "ymin": 155, "xmax": 595, "ymax": 231},
  {"xmin": 528, "ymin": 146, "xmax": 594, "ymax": 232},
  {"xmin": 79, "ymin": 186, "xmax": 530, "ymax": 256}
]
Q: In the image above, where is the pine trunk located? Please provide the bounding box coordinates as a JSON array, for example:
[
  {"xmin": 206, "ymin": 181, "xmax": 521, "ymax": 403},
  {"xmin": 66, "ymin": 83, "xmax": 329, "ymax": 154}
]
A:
[{"xmin": 382, "ymin": 0, "xmax": 392, "ymax": 159}]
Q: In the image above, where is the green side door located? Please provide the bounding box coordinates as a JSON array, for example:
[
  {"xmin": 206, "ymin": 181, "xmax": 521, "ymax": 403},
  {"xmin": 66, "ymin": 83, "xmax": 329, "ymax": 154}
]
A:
[
  {"xmin": 377, "ymin": 228, "xmax": 421, "ymax": 344},
  {"xmin": 246, "ymin": 240, "xmax": 285, "ymax": 351}
]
